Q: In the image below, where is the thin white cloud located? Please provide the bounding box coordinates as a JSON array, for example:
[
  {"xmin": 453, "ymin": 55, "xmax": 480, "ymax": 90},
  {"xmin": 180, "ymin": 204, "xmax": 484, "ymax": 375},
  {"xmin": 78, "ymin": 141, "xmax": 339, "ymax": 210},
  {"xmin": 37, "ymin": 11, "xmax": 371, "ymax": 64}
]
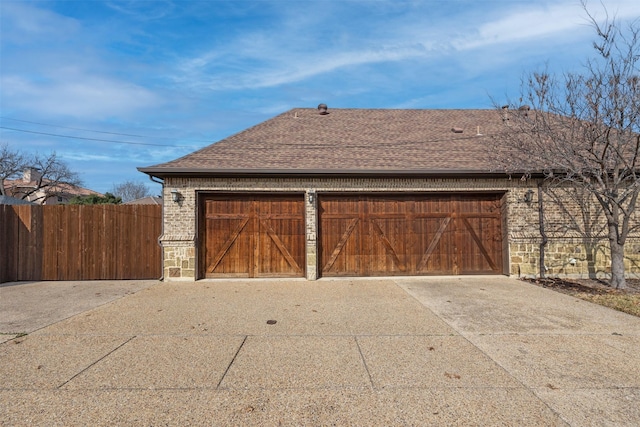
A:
[
  {"xmin": 213, "ymin": 46, "xmax": 429, "ymax": 90},
  {"xmin": 60, "ymin": 152, "xmax": 116, "ymax": 162},
  {"xmin": 105, "ymin": 0, "xmax": 175, "ymax": 20},
  {"xmin": 421, "ymin": 0, "xmax": 639, "ymax": 52},
  {"xmin": 0, "ymin": 1, "xmax": 80, "ymax": 42},
  {"xmin": 174, "ymin": 36, "xmax": 434, "ymax": 91},
  {"xmin": 61, "ymin": 145, "xmax": 188, "ymax": 163},
  {"xmin": 172, "ymin": 0, "xmax": 638, "ymax": 92},
  {"xmin": 2, "ymin": 74, "xmax": 162, "ymax": 119},
  {"xmin": 1, "ymin": 2, "xmax": 166, "ymax": 120},
  {"xmin": 454, "ymin": 5, "xmax": 581, "ymax": 50}
]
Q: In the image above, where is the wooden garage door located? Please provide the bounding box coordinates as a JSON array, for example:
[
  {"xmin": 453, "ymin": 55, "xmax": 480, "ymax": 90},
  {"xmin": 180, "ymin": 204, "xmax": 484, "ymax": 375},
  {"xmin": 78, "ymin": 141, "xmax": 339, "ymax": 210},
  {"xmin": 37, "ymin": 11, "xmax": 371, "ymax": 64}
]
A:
[
  {"xmin": 319, "ymin": 194, "xmax": 503, "ymax": 276},
  {"xmin": 200, "ymin": 194, "xmax": 305, "ymax": 278}
]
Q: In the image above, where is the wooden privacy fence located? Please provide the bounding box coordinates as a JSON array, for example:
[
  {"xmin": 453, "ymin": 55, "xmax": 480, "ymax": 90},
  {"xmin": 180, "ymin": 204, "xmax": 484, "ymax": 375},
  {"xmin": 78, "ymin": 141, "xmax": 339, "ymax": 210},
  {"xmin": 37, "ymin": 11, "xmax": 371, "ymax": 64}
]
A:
[{"xmin": 0, "ymin": 204, "xmax": 162, "ymax": 283}]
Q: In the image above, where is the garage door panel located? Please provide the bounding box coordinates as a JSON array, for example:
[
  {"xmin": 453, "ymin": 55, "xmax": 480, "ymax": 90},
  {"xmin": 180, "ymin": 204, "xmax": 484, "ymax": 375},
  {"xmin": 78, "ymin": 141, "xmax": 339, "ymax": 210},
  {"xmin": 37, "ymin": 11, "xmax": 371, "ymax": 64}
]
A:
[
  {"xmin": 258, "ymin": 218, "xmax": 305, "ymax": 276},
  {"xmin": 369, "ymin": 218, "xmax": 408, "ymax": 274},
  {"xmin": 321, "ymin": 217, "xmax": 361, "ymax": 276},
  {"xmin": 458, "ymin": 216, "xmax": 502, "ymax": 274},
  {"xmin": 319, "ymin": 194, "xmax": 503, "ymax": 277},
  {"xmin": 414, "ymin": 196, "xmax": 453, "ymax": 214},
  {"xmin": 205, "ymin": 217, "xmax": 252, "ymax": 276},
  {"xmin": 415, "ymin": 217, "xmax": 454, "ymax": 274},
  {"xmin": 367, "ymin": 196, "xmax": 412, "ymax": 215},
  {"xmin": 459, "ymin": 196, "xmax": 502, "ymax": 214},
  {"xmin": 201, "ymin": 195, "xmax": 305, "ymax": 278}
]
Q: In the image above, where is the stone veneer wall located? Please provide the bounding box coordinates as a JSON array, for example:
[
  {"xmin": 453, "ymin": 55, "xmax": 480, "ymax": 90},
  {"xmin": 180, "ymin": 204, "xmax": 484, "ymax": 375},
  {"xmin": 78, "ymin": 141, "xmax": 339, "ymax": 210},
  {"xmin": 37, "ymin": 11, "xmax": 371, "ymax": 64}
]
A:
[
  {"xmin": 509, "ymin": 185, "xmax": 640, "ymax": 279},
  {"xmin": 510, "ymin": 239, "xmax": 640, "ymax": 278},
  {"xmin": 160, "ymin": 176, "xmax": 640, "ymax": 281}
]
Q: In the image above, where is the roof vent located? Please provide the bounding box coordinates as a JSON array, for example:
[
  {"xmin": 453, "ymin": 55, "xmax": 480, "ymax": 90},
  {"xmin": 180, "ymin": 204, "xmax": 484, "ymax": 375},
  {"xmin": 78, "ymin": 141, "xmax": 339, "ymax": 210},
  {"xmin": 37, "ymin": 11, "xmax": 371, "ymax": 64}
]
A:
[
  {"xmin": 501, "ymin": 105, "xmax": 510, "ymax": 122},
  {"xmin": 317, "ymin": 104, "xmax": 329, "ymax": 115},
  {"xmin": 518, "ymin": 105, "xmax": 530, "ymax": 117},
  {"xmin": 451, "ymin": 127, "xmax": 463, "ymax": 133}
]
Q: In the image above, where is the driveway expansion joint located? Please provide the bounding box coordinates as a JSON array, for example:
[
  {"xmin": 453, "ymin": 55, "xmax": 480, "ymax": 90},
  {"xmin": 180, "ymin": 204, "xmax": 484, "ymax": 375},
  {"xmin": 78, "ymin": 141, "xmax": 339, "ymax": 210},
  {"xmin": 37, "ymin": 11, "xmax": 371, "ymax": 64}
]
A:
[
  {"xmin": 217, "ymin": 335, "xmax": 247, "ymax": 389},
  {"xmin": 57, "ymin": 335, "xmax": 136, "ymax": 389},
  {"xmin": 354, "ymin": 336, "xmax": 375, "ymax": 389}
]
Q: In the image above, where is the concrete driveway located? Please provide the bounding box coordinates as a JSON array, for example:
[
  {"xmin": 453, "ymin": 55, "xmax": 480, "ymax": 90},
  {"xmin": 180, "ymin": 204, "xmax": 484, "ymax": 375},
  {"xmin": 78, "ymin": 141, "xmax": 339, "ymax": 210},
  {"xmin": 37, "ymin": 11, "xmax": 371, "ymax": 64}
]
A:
[{"xmin": 1, "ymin": 276, "xmax": 638, "ymax": 426}]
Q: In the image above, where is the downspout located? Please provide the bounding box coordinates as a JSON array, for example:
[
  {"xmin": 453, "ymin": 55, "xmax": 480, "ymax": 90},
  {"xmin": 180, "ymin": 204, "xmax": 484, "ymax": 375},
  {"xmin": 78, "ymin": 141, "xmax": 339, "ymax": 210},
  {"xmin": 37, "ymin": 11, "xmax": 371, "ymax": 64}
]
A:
[
  {"xmin": 149, "ymin": 175, "xmax": 164, "ymax": 281},
  {"xmin": 537, "ymin": 181, "xmax": 548, "ymax": 278}
]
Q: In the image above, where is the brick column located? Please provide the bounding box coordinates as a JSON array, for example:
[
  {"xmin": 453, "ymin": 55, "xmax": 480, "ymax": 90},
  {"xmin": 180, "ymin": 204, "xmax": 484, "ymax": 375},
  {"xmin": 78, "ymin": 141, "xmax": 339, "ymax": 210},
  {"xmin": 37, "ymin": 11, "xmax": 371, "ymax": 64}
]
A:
[
  {"xmin": 305, "ymin": 190, "xmax": 318, "ymax": 280},
  {"xmin": 162, "ymin": 184, "xmax": 197, "ymax": 281}
]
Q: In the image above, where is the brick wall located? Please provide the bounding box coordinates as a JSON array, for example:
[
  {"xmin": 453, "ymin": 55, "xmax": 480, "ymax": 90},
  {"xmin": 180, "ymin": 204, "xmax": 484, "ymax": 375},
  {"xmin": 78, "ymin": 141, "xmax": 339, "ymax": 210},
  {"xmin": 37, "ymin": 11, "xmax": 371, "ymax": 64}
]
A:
[
  {"xmin": 160, "ymin": 176, "xmax": 640, "ymax": 281},
  {"xmin": 510, "ymin": 185, "xmax": 640, "ymax": 279}
]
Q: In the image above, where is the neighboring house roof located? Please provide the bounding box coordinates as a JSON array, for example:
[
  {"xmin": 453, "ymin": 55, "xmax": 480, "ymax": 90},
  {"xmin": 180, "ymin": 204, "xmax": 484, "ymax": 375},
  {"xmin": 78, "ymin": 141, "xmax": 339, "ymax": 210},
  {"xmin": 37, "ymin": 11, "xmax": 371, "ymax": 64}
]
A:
[
  {"xmin": 139, "ymin": 108, "xmax": 518, "ymax": 178},
  {"xmin": 5, "ymin": 179, "xmax": 100, "ymax": 196},
  {"xmin": 0, "ymin": 195, "xmax": 35, "ymax": 205},
  {"xmin": 124, "ymin": 196, "xmax": 162, "ymax": 205},
  {"xmin": 4, "ymin": 178, "xmax": 102, "ymax": 202}
]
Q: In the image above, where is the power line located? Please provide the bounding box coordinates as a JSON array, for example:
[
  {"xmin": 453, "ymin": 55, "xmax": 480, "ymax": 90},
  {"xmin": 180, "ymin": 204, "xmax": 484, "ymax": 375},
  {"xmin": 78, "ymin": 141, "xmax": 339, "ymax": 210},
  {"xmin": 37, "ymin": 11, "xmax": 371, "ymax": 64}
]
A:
[
  {"xmin": 0, "ymin": 116, "xmax": 213, "ymax": 143},
  {"xmin": 0, "ymin": 126, "xmax": 201, "ymax": 148}
]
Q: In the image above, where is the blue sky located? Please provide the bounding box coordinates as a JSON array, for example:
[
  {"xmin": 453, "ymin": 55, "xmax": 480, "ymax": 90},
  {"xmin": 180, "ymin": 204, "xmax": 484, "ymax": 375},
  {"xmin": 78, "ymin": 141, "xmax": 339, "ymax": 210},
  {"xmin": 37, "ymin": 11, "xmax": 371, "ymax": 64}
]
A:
[{"xmin": 1, "ymin": 0, "xmax": 638, "ymax": 195}]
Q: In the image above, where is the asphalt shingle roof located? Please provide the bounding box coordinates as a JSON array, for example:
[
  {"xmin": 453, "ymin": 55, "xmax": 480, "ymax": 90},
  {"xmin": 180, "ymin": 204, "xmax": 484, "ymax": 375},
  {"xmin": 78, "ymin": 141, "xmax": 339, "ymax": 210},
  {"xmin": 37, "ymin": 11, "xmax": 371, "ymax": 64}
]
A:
[{"xmin": 140, "ymin": 108, "xmax": 510, "ymax": 176}]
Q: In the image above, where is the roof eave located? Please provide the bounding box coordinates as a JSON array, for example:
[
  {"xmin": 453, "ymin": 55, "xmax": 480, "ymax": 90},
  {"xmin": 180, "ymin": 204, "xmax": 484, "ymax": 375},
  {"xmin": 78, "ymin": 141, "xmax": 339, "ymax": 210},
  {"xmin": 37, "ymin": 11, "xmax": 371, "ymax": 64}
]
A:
[{"xmin": 137, "ymin": 167, "xmax": 541, "ymax": 180}]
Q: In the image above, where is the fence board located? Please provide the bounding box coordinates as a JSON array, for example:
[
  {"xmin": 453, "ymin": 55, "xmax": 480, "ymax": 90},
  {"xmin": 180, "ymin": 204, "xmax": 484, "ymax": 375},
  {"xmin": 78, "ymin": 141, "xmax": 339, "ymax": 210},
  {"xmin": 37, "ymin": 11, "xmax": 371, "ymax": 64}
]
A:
[
  {"xmin": 17, "ymin": 206, "xmax": 40, "ymax": 281},
  {"xmin": 0, "ymin": 204, "xmax": 161, "ymax": 283},
  {"xmin": 0, "ymin": 205, "xmax": 21, "ymax": 282},
  {"xmin": 42, "ymin": 206, "xmax": 58, "ymax": 280},
  {"xmin": 0, "ymin": 205, "xmax": 5, "ymax": 282}
]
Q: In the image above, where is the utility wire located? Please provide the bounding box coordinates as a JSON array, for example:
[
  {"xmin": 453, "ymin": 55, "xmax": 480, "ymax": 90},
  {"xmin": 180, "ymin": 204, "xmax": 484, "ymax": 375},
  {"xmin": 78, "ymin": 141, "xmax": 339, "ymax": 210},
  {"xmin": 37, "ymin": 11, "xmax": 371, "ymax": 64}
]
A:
[
  {"xmin": 0, "ymin": 126, "xmax": 201, "ymax": 148},
  {"xmin": 2, "ymin": 125, "xmax": 490, "ymax": 149},
  {"xmin": 0, "ymin": 116, "xmax": 213, "ymax": 143}
]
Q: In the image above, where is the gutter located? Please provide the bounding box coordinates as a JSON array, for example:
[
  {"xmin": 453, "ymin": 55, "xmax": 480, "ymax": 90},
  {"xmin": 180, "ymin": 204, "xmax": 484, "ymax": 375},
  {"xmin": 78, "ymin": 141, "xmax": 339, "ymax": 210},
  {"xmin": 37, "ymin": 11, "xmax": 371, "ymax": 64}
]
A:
[{"xmin": 137, "ymin": 167, "xmax": 544, "ymax": 180}]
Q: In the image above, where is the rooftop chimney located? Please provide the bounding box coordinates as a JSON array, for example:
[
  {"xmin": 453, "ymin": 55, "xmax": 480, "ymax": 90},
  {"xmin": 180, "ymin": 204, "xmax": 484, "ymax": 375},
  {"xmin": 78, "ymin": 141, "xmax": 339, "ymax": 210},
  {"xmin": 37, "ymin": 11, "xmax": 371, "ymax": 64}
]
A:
[{"xmin": 23, "ymin": 167, "xmax": 42, "ymax": 183}]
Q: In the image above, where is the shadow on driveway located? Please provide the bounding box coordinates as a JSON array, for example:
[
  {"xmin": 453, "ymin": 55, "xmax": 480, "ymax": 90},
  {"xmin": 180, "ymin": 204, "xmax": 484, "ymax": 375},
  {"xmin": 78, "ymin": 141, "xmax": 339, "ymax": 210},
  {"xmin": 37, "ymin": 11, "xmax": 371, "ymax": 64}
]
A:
[{"xmin": 0, "ymin": 280, "xmax": 158, "ymax": 338}]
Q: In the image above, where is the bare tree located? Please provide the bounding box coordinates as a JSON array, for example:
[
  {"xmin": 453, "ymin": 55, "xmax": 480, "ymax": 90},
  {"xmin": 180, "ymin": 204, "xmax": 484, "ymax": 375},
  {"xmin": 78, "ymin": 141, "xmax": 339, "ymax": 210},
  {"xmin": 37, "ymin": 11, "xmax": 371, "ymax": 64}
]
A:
[
  {"xmin": 1, "ymin": 146, "xmax": 82, "ymax": 203},
  {"xmin": 490, "ymin": 5, "xmax": 640, "ymax": 289},
  {"xmin": 110, "ymin": 180, "xmax": 151, "ymax": 202},
  {"xmin": 0, "ymin": 143, "xmax": 27, "ymax": 196},
  {"xmin": 20, "ymin": 152, "xmax": 82, "ymax": 204},
  {"xmin": 541, "ymin": 185, "xmax": 608, "ymax": 279}
]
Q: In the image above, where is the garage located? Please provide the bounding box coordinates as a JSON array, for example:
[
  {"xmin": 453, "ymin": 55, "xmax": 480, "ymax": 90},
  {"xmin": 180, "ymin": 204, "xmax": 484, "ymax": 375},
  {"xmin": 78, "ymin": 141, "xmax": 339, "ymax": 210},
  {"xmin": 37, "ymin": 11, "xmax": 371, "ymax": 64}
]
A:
[
  {"xmin": 319, "ymin": 193, "xmax": 504, "ymax": 276},
  {"xmin": 140, "ymin": 108, "xmax": 530, "ymax": 281},
  {"xmin": 199, "ymin": 194, "xmax": 305, "ymax": 278}
]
